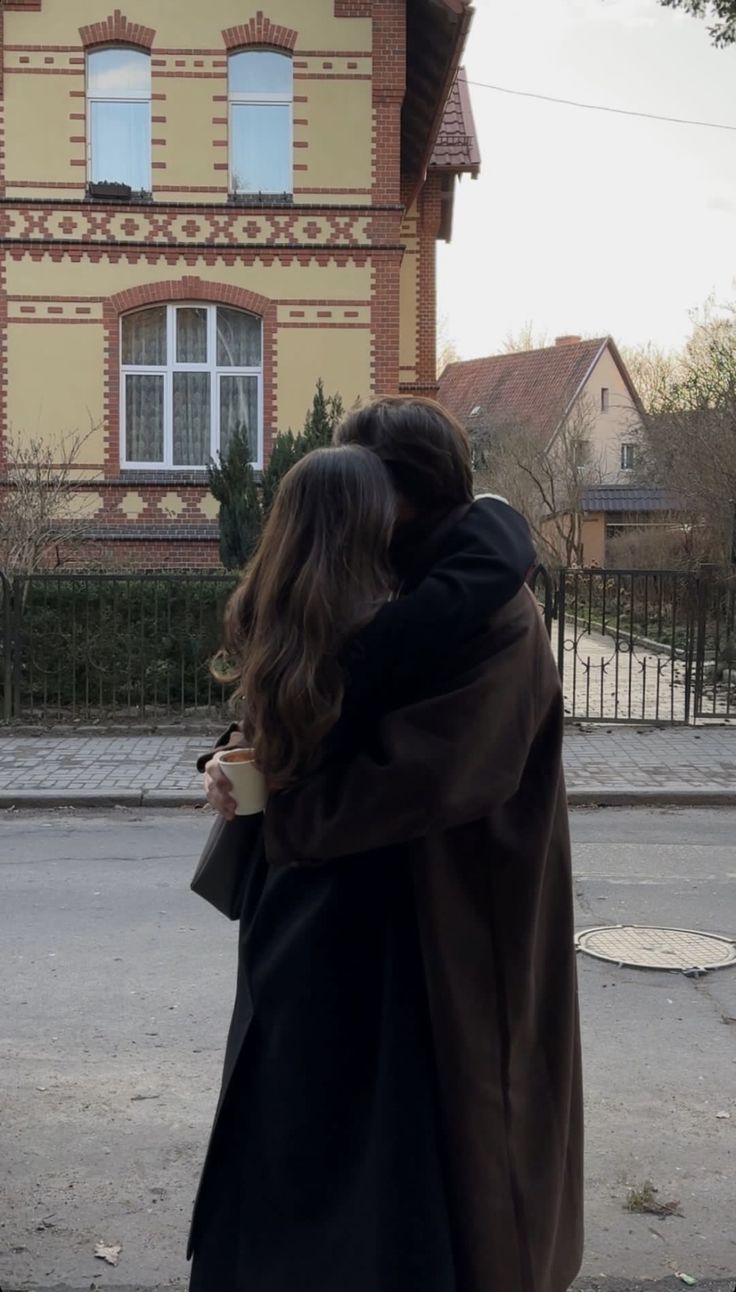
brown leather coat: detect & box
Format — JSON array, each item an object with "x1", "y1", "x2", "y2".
[{"x1": 265, "y1": 587, "x2": 584, "y2": 1292}]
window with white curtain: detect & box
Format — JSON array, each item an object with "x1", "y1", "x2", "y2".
[
  {"x1": 87, "y1": 48, "x2": 152, "y2": 191},
  {"x1": 121, "y1": 305, "x2": 263, "y2": 469},
  {"x1": 229, "y1": 51, "x2": 293, "y2": 195}
]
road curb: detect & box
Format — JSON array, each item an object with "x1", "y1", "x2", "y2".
[
  {"x1": 2, "y1": 788, "x2": 736, "y2": 810},
  {"x1": 568, "y1": 787, "x2": 736, "y2": 808}
]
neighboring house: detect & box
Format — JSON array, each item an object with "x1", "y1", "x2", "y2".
[
  {"x1": 438, "y1": 334, "x2": 686, "y2": 565},
  {"x1": 578, "y1": 485, "x2": 689, "y2": 567},
  {"x1": 439, "y1": 334, "x2": 644, "y2": 485},
  {"x1": 0, "y1": 0, "x2": 478, "y2": 569}
]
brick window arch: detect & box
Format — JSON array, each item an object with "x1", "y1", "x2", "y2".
[
  {"x1": 79, "y1": 11, "x2": 156, "y2": 51},
  {"x1": 222, "y1": 14, "x2": 298, "y2": 53},
  {"x1": 103, "y1": 279, "x2": 276, "y2": 476}
]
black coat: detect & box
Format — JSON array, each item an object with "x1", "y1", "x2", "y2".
[{"x1": 188, "y1": 501, "x2": 547, "y2": 1292}]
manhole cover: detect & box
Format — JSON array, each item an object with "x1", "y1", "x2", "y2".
[{"x1": 576, "y1": 925, "x2": 736, "y2": 973}]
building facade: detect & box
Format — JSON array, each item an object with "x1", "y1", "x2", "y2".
[{"x1": 0, "y1": 0, "x2": 477, "y2": 568}]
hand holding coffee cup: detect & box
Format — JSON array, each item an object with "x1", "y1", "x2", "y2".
[{"x1": 208, "y1": 748, "x2": 266, "y2": 818}]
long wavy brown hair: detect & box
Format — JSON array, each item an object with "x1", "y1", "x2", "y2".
[{"x1": 215, "y1": 445, "x2": 396, "y2": 791}]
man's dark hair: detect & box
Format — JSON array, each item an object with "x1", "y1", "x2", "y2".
[{"x1": 334, "y1": 396, "x2": 474, "y2": 512}]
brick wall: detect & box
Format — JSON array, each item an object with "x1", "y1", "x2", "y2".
[{"x1": 0, "y1": 0, "x2": 447, "y2": 567}]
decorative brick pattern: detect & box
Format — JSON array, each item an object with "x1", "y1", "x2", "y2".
[
  {"x1": 0, "y1": 202, "x2": 391, "y2": 249},
  {"x1": 79, "y1": 10, "x2": 156, "y2": 51},
  {"x1": 222, "y1": 13, "x2": 298, "y2": 53}
]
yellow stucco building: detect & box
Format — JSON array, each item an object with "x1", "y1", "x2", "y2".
[{"x1": 0, "y1": 0, "x2": 479, "y2": 567}]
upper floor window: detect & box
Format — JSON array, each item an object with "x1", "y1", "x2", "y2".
[
  {"x1": 621, "y1": 443, "x2": 635, "y2": 471},
  {"x1": 88, "y1": 48, "x2": 151, "y2": 192},
  {"x1": 121, "y1": 304, "x2": 263, "y2": 470},
  {"x1": 229, "y1": 51, "x2": 293, "y2": 196},
  {"x1": 600, "y1": 386, "x2": 610, "y2": 413}
]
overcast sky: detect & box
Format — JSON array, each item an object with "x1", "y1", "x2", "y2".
[{"x1": 437, "y1": 0, "x2": 736, "y2": 358}]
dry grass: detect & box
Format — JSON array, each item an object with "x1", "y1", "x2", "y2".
[{"x1": 624, "y1": 1179, "x2": 683, "y2": 1217}]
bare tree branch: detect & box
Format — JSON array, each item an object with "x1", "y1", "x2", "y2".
[{"x1": 0, "y1": 430, "x2": 98, "y2": 576}]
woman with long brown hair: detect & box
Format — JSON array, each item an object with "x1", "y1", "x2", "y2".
[
  {"x1": 188, "y1": 404, "x2": 553, "y2": 1292},
  {"x1": 189, "y1": 442, "x2": 458, "y2": 1292}
]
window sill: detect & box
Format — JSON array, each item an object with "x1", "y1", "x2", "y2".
[
  {"x1": 227, "y1": 191, "x2": 293, "y2": 207},
  {"x1": 87, "y1": 184, "x2": 154, "y2": 203}
]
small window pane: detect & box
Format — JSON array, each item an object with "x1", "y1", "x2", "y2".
[
  {"x1": 177, "y1": 308, "x2": 208, "y2": 364},
  {"x1": 229, "y1": 51, "x2": 292, "y2": 97},
  {"x1": 126, "y1": 374, "x2": 163, "y2": 462},
  {"x1": 220, "y1": 376, "x2": 259, "y2": 461},
  {"x1": 90, "y1": 100, "x2": 151, "y2": 189},
  {"x1": 173, "y1": 372, "x2": 211, "y2": 466},
  {"x1": 217, "y1": 308, "x2": 261, "y2": 367},
  {"x1": 231, "y1": 104, "x2": 291, "y2": 193},
  {"x1": 122, "y1": 307, "x2": 166, "y2": 366},
  {"x1": 88, "y1": 49, "x2": 151, "y2": 96}
]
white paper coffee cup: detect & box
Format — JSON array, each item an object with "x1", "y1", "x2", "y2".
[{"x1": 218, "y1": 748, "x2": 267, "y2": 816}]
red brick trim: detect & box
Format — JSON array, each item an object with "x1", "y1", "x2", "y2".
[
  {"x1": 370, "y1": 249, "x2": 402, "y2": 397},
  {"x1": 3, "y1": 2, "x2": 43, "y2": 10},
  {"x1": 0, "y1": 255, "x2": 8, "y2": 460},
  {"x1": 416, "y1": 175, "x2": 442, "y2": 392},
  {"x1": 108, "y1": 277, "x2": 271, "y2": 317},
  {"x1": 222, "y1": 13, "x2": 298, "y2": 53},
  {"x1": 103, "y1": 277, "x2": 277, "y2": 477},
  {"x1": 335, "y1": 1, "x2": 372, "y2": 15},
  {"x1": 79, "y1": 10, "x2": 156, "y2": 51},
  {"x1": 371, "y1": 0, "x2": 405, "y2": 205}
]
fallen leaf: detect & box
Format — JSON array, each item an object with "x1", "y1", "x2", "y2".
[{"x1": 94, "y1": 1242, "x2": 121, "y2": 1266}]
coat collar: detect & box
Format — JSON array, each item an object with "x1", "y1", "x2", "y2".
[{"x1": 391, "y1": 503, "x2": 473, "y2": 592}]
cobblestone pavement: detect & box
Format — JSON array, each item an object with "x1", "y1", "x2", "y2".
[{"x1": 0, "y1": 725, "x2": 734, "y2": 804}]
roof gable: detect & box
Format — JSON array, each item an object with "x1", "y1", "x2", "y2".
[
  {"x1": 430, "y1": 70, "x2": 480, "y2": 174},
  {"x1": 439, "y1": 338, "x2": 609, "y2": 443}
]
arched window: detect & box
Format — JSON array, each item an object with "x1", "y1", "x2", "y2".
[
  {"x1": 229, "y1": 51, "x2": 293, "y2": 196},
  {"x1": 87, "y1": 48, "x2": 151, "y2": 192},
  {"x1": 121, "y1": 304, "x2": 263, "y2": 469}
]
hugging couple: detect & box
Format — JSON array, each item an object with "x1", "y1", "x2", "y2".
[{"x1": 189, "y1": 396, "x2": 583, "y2": 1292}]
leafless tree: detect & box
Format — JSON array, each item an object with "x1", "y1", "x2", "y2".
[
  {"x1": 501, "y1": 321, "x2": 550, "y2": 354},
  {"x1": 437, "y1": 314, "x2": 461, "y2": 377},
  {"x1": 473, "y1": 397, "x2": 603, "y2": 568},
  {"x1": 632, "y1": 299, "x2": 736, "y2": 566},
  {"x1": 0, "y1": 431, "x2": 97, "y2": 577}
]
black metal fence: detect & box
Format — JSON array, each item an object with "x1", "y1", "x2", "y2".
[
  {"x1": 0, "y1": 572, "x2": 236, "y2": 723},
  {"x1": 1, "y1": 568, "x2": 734, "y2": 726}
]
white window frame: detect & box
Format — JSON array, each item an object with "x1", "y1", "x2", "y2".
[
  {"x1": 86, "y1": 47, "x2": 152, "y2": 190},
  {"x1": 120, "y1": 303, "x2": 264, "y2": 471},
  {"x1": 228, "y1": 50, "x2": 293, "y2": 195},
  {"x1": 620, "y1": 443, "x2": 635, "y2": 472}
]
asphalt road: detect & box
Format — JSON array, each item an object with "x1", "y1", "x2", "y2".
[{"x1": 1, "y1": 807, "x2": 735, "y2": 1292}]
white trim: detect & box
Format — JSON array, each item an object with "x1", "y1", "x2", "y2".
[
  {"x1": 120, "y1": 302, "x2": 264, "y2": 471},
  {"x1": 228, "y1": 50, "x2": 293, "y2": 194},
  {"x1": 86, "y1": 48, "x2": 152, "y2": 188}
]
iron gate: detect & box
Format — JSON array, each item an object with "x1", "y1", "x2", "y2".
[{"x1": 1, "y1": 568, "x2": 734, "y2": 726}]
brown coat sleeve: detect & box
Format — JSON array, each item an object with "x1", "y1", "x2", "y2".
[{"x1": 265, "y1": 591, "x2": 549, "y2": 865}]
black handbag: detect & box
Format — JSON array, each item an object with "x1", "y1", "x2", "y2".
[{"x1": 190, "y1": 811, "x2": 264, "y2": 921}]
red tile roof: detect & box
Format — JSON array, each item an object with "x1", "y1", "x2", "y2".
[
  {"x1": 431, "y1": 69, "x2": 480, "y2": 173},
  {"x1": 439, "y1": 338, "x2": 611, "y2": 443}
]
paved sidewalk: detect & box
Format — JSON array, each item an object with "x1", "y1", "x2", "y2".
[{"x1": 0, "y1": 724, "x2": 735, "y2": 807}]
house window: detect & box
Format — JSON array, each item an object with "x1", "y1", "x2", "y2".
[
  {"x1": 87, "y1": 49, "x2": 151, "y2": 191},
  {"x1": 121, "y1": 304, "x2": 263, "y2": 469},
  {"x1": 229, "y1": 51, "x2": 293, "y2": 195},
  {"x1": 601, "y1": 386, "x2": 610, "y2": 412},
  {"x1": 621, "y1": 443, "x2": 635, "y2": 471},
  {"x1": 574, "y1": 439, "x2": 592, "y2": 468}
]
